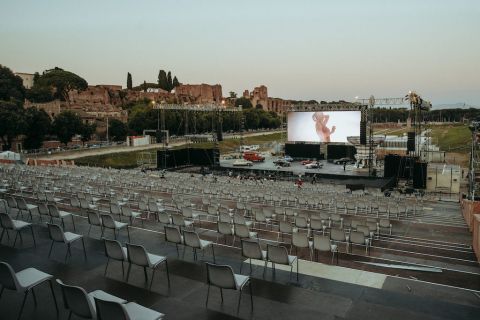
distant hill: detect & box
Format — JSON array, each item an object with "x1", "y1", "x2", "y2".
[{"x1": 432, "y1": 103, "x2": 479, "y2": 110}]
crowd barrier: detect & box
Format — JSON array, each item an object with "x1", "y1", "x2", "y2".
[{"x1": 461, "y1": 198, "x2": 480, "y2": 262}]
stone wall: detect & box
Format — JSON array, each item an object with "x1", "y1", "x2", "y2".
[{"x1": 174, "y1": 84, "x2": 223, "y2": 104}]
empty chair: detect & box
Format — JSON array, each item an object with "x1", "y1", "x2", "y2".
[
  {"x1": 104, "y1": 238, "x2": 128, "y2": 278},
  {"x1": 294, "y1": 216, "x2": 309, "y2": 234},
  {"x1": 0, "y1": 199, "x2": 8, "y2": 214},
  {"x1": 291, "y1": 232, "x2": 313, "y2": 261},
  {"x1": 254, "y1": 211, "x2": 272, "y2": 229},
  {"x1": 330, "y1": 228, "x2": 349, "y2": 253},
  {"x1": 126, "y1": 243, "x2": 170, "y2": 290},
  {"x1": 5, "y1": 196, "x2": 18, "y2": 215},
  {"x1": 216, "y1": 221, "x2": 234, "y2": 244},
  {"x1": 182, "y1": 206, "x2": 201, "y2": 226},
  {"x1": 240, "y1": 239, "x2": 266, "y2": 274},
  {"x1": 157, "y1": 212, "x2": 172, "y2": 225},
  {"x1": 366, "y1": 221, "x2": 379, "y2": 239},
  {"x1": 183, "y1": 229, "x2": 215, "y2": 262},
  {"x1": 56, "y1": 279, "x2": 127, "y2": 320},
  {"x1": 94, "y1": 297, "x2": 164, "y2": 320},
  {"x1": 164, "y1": 225, "x2": 184, "y2": 257},
  {"x1": 121, "y1": 206, "x2": 143, "y2": 226},
  {"x1": 45, "y1": 191, "x2": 61, "y2": 203},
  {"x1": 357, "y1": 225, "x2": 375, "y2": 240},
  {"x1": 345, "y1": 202, "x2": 357, "y2": 215},
  {"x1": 378, "y1": 219, "x2": 393, "y2": 235},
  {"x1": 277, "y1": 220, "x2": 293, "y2": 243},
  {"x1": 87, "y1": 211, "x2": 102, "y2": 237},
  {"x1": 37, "y1": 203, "x2": 51, "y2": 222},
  {"x1": 147, "y1": 202, "x2": 162, "y2": 221},
  {"x1": 16, "y1": 198, "x2": 38, "y2": 221},
  {"x1": 377, "y1": 203, "x2": 389, "y2": 218},
  {"x1": 335, "y1": 201, "x2": 345, "y2": 214},
  {"x1": 313, "y1": 234, "x2": 338, "y2": 264},
  {"x1": 330, "y1": 213, "x2": 343, "y2": 229},
  {"x1": 47, "y1": 223, "x2": 86, "y2": 263},
  {"x1": 0, "y1": 212, "x2": 36, "y2": 247},
  {"x1": 80, "y1": 198, "x2": 97, "y2": 212},
  {"x1": 171, "y1": 213, "x2": 194, "y2": 230},
  {"x1": 233, "y1": 213, "x2": 253, "y2": 227},
  {"x1": 205, "y1": 262, "x2": 253, "y2": 314},
  {"x1": 310, "y1": 217, "x2": 327, "y2": 235},
  {"x1": 233, "y1": 223, "x2": 257, "y2": 246},
  {"x1": 0, "y1": 261, "x2": 58, "y2": 319},
  {"x1": 349, "y1": 231, "x2": 370, "y2": 254},
  {"x1": 100, "y1": 213, "x2": 130, "y2": 241},
  {"x1": 47, "y1": 204, "x2": 76, "y2": 230},
  {"x1": 264, "y1": 244, "x2": 298, "y2": 281},
  {"x1": 110, "y1": 203, "x2": 122, "y2": 220},
  {"x1": 219, "y1": 212, "x2": 233, "y2": 223}
]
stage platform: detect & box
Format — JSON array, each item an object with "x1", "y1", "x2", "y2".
[{"x1": 218, "y1": 157, "x2": 394, "y2": 190}]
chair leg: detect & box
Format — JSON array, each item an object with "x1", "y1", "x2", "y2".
[
  {"x1": 249, "y1": 281, "x2": 254, "y2": 312},
  {"x1": 149, "y1": 267, "x2": 156, "y2": 290},
  {"x1": 30, "y1": 226, "x2": 36, "y2": 247},
  {"x1": 49, "y1": 280, "x2": 59, "y2": 314},
  {"x1": 220, "y1": 288, "x2": 224, "y2": 302},
  {"x1": 237, "y1": 288, "x2": 243, "y2": 314},
  {"x1": 165, "y1": 260, "x2": 171, "y2": 288},
  {"x1": 121, "y1": 261, "x2": 125, "y2": 278},
  {"x1": 31, "y1": 287, "x2": 37, "y2": 306},
  {"x1": 0, "y1": 229, "x2": 4, "y2": 243},
  {"x1": 240, "y1": 260, "x2": 243, "y2": 274},
  {"x1": 17, "y1": 291, "x2": 29, "y2": 320},
  {"x1": 211, "y1": 245, "x2": 216, "y2": 263},
  {"x1": 81, "y1": 238, "x2": 87, "y2": 260},
  {"x1": 71, "y1": 215, "x2": 76, "y2": 231},
  {"x1": 126, "y1": 226, "x2": 130, "y2": 242},
  {"x1": 296, "y1": 258, "x2": 299, "y2": 281},
  {"x1": 205, "y1": 284, "x2": 210, "y2": 306},
  {"x1": 65, "y1": 244, "x2": 71, "y2": 263},
  {"x1": 126, "y1": 263, "x2": 132, "y2": 282},
  {"x1": 0, "y1": 286, "x2": 4, "y2": 299},
  {"x1": 104, "y1": 258, "x2": 110, "y2": 276},
  {"x1": 68, "y1": 310, "x2": 73, "y2": 320},
  {"x1": 87, "y1": 225, "x2": 92, "y2": 236},
  {"x1": 61, "y1": 219, "x2": 65, "y2": 230},
  {"x1": 48, "y1": 241, "x2": 54, "y2": 258},
  {"x1": 143, "y1": 267, "x2": 148, "y2": 284},
  {"x1": 13, "y1": 231, "x2": 19, "y2": 247}
]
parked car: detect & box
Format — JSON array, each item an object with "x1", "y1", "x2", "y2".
[
  {"x1": 284, "y1": 155, "x2": 293, "y2": 162},
  {"x1": 305, "y1": 161, "x2": 322, "y2": 169},
  {"x1": 333, "y1": 157, "x2": 355, "y2": 165},
  {"x1": 233, "y1": 159, "x2": 253, "y2": 166},
  {"x1": 273, "y1": 159, "x2": 291, "y2": 167},
  {"x1": 301, "y1": 159, "x2": 314, "y2": 165},
  {"x1": 243, "y1": 151, "x2": 265, "y2": 162}
]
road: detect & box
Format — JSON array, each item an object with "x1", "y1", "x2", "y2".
[{"x1": 35, "y1": 131, "x2": 283, "y2": 160}]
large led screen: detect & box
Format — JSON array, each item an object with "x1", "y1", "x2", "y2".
[{"x1": 287, "y1": 111, "x2": 361, "y2": 143}]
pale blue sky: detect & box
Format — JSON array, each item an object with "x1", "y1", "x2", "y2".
[{"x1": 1, "y1": 0, "x2": 479, "y2": 105}]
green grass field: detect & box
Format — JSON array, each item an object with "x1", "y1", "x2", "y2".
[{"x1": 73, "y1": 132, "x2": 284, "y2": 169}]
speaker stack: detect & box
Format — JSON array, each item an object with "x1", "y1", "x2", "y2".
[
  {"x1": 407, "y1": 132, "x2": 415, "y2": 152},
  {"x1": 360, "y1": 121, "x2": 367, "y2": 145}
]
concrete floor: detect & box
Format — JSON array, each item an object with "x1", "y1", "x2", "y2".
[{"x1": 1, "y1": 218, "x2": 479, "y2": 320}]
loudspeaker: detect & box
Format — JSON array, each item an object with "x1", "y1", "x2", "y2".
[
  {"x1": 360, "y1": 121, "x2": 367, "y2": 145},
  {"x1": 384, "y1": 154, "x2": 401, "y2": 178},
  {"x1": 407, "y1": 132, "x2": 415, "y2": 152},
  {"x1": 413, "y1": 161, "x2": 427, "y2": 189}
]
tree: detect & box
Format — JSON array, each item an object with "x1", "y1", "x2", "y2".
[
  {"x1": 26, "y1": 85, "x2": 54, "y2": 103},
  {"x1": 80, "y1": 122, "x2": 96, "y2": 144},
  {"x1": 172, "y1": 76, "x2": 180, "y2": 88},
  {"x1": 0, "y1": 65, "x2": 25, "y2": 102},
  {"x1": 108, "y1": 119, "x2": 128, "y2": 141},
  {"x1": 33, "y1": 72, "x2": 40, "y2": 85},
  {"x1": 255, "y1": 103, "x2": 263, "y2": 109},
  {"x1": 23, "y1": 107, "x2": 51, "y2": 150},
  {"x1": 167, "y1": 71, "x2": 173, "y2": 91},
  {"x1": 35, "y1": 67, "x2": 88, "y2": 102},
  {"x1": 0, "y1": 101, "x2": 26, "y2": 150},
  {"x1": 229, "y1": 91, "x2": 237, "y2": 98},
  {"x1": 157, "y1": 70, "x2": 168, "y2": 91},
  {"x1": 143, "y1": 80, "x2": 147, "y2": 92},
  {"x1": 127, "y1": 72, "x2": 132, "y2": 90},
  {"x1": 234, "y1": 97, "x2": 253, "y2": 109},
  {"x1": 52, "y1": 111, "x2": 83, "y2": 145}
]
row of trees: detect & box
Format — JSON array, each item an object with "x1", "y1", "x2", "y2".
[
  {"x1": 126, "y1": 70, "x2": 181, "y2": 92},
  {"x1": 371, "y1": 107, "x2": 480, "y2": 123}
]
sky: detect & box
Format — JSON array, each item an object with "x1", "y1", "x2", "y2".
[{"x1": 1, "y1": 0, "x2": 479, "y2": 105}]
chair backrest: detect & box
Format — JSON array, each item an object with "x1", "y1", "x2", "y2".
[
  {"x1": 0, "y1": 261, "x2": 21, "y2": 291},
  {"x1": 171, "y1": 213, "x2": 185, "y2": 226},
  {"x1": 16, "y1": 198, "x2": 27, "y2": 210},
  {"x1": 0, "y1": 212, "x2": 14, "y2": 229},
  {"x1": 241, "y1": 240, "x2": 262, "y2": 260},
  {"x1": 182, "y1": 207, "x2": 192, "y2": 218},
  {"x1": 47, "y1": 223, "x2": 66, "y2": 242},
  {"x1": 217, "y1": 221, "x2": 233, "y2": 235},
  {"x1": 350, "y1": 231, "x2": 366, "y2": 245},
  {"x1": 88, "y1": 211, "x2": 101, "y2": 226},
  {"x1": 56, "y1": 279, "x2": 94, "y2": 319},
  {"x1": 279, "y1": 220, "x2": 293, "y2": 233},
  {"x1": 0, "y1": 199, "x2": 8, "y2": 214},
  {"x1": 310, "y1": 218, "x2": 323, "y2": 230},
  {"x1": 148, "y1": 202, "x2": 158, "y2": 212},
  {"x1": 366, "y1": 221, "x2": 377, "y2": 232},
  {"x1": 158, "y1": 212, "x2": 171, "y2": 224},
  {"x1": 205, "y1": 263, "x2": 236, "y2": 290},
  {"x1": 267, "y1": 244, "x2": 290, "y2": 265},
  {"x1": 313, "y1": 235, "x2": 331, "y2": 251},
  {"x1": 6, "y1": 196, "x2": 17, "y2": 208},
  {"x1": 164, "y1": 225, "x2": 182, "y2": 244},
  {"x1": 183, "y1": 230, "x2": 201, "y2": 248},
  {"x1": 38, "y1": 203, "x2": 49, "y2": 216},
  {"x1": 295, "y1": 216, "x2": 308, "y2": 228},
  {"x1": 126, "y1": 243, "x2": 149, "y2": 267},
  {"x1": 356, "y1": 225, "x2": 370, "y2": 237},
  {"x1": 47, "y1": 204, "x2": 59, "y2": 217},
  {"x1": 121, "y1": 206, "x2": 132, "y2": 217},
  {"x1": 233, "y1": 214, "x2": 246, "y2": 225},
  {"x1": 379, "y1": 219, "x2": 390, "y2": 228},
  {"x1": 234, "y1": 223, "x2": 250, "y2": 238},
  {"x1": 110, "y1": 204, "x2": 121, "y2": 215},
  {"x1": 330, "y1": 228, "x2": 346, "y2": 242},
  {"x1": 100, "y1": 214, "x2": 116, "y2": 228},
  {"x1": 104, "y1": 238, "x2": 126, "y2": 261},
  {"x1": 94, "y1": 297, "x2": 129, "y2": 320},
  {"x1": 292, "y1": 232, "x2": 309, "y2": 248}
]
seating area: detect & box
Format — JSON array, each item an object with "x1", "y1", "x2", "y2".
[{"x1": 0, "y1": 164, "x2": 479, "y2": 319}]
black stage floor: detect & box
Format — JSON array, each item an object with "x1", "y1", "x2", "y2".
[{"x1": 0, "y1": 221, "x2": 478, "y2": 320}]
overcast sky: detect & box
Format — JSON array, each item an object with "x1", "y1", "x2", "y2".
[{"x1": 1, "y1": 0, "x2": 479, "y2": 105}]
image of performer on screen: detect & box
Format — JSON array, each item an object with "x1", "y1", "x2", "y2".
[{"x1": 312, "y1": 112, "x2": 336, "y2": 142}]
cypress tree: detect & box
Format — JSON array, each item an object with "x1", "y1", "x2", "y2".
[
  {"x1": 157, "y1": 70, "x2": 168, "y2": 91},
  {"x1": 172, "y1": 76, "x2": 180, "y2": 88},
  {"x1": 167, "y1": 71, "x2": 173, "y2": 91},
  {"x1": 127, "y1": 72, "x2": 132, "y2": 90}
]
